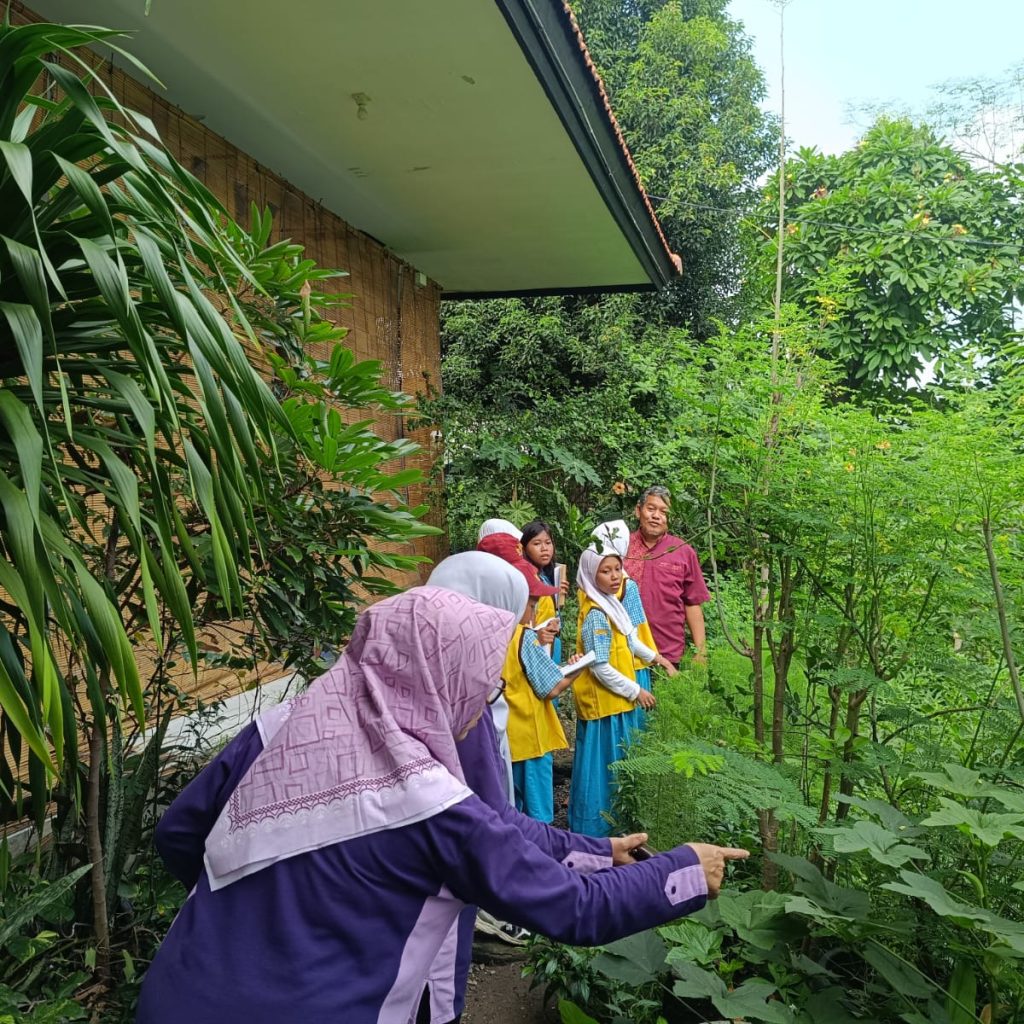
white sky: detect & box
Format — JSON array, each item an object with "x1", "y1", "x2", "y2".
[{"x1": 727, "y1": 0, "x2": 1024, "y2": 155}]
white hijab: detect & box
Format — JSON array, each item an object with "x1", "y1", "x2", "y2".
[
  {"x1": 477, "y1": 518, "x2": 522, "y2": 542},
  {"x1": 427, "y1": 551, "x2": 529, "y2": 618},
  {"x1": 596, "y1": 519, "x2": 631, "y2": 565},
  {"x1": 577, "y1": 540, "x2": 634, "y2": 637},
  {"x1": 428, "y1": 551, "x2": 526, "y2": 805}
]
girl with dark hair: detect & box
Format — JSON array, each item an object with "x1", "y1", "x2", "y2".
[
  {"x1": 478, "y1": 532, "x2": 570, "y2": 823},
  {"x1": 520, "y1": 519, "x2": 567, "y2": 662}
]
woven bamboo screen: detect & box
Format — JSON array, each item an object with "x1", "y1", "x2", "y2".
[{"x1": 8, "y1": 3, "x2": 447, "y2": 713}]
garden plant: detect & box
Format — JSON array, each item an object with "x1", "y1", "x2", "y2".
[{"x1": 0, "y1": 18, "x2": 435, "y2": 1020}]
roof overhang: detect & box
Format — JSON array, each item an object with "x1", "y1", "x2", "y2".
[{"x1": 26, "y1": 0, "x2": 679, "y2": 296}]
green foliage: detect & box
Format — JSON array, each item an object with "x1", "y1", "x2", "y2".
[
  {"x1": 553, "y1": 766, "x2": 1024, "y2": 1023},
  {"x1": 612, "y1": 669, "x2": 814, "y2": 850},
  {"x1": 525, "y1": 936, "x2": 663, "y2": 1024},
  {"x1": 0, "y1": 19, "x2": 288, "y2": 776},
  {"x1": 427, "y1": 0, "x2": 780, "y2": 545},
  {"x1": 435, "y1": 12, "x2": 1024, "y2": 1024},
  {"x1": 575, "y1": 0, "x2": 778, "y2": 336},
  {"x1": 0, "y1": 17, "x2": 437, "y2": 797},
  {"x1": 0, "y1": 18, "x2": 438, "y2": 1014},
  {"x1": 424, "y1": 296, "x2": 694, "y2": 550},
  {"x1": 0, "y1": 864, "x2": 91, "y2": 951},
  {"x1": 224, "y1": 233, "x2": 439, "y2": 676},
  {"x1": 750, "y1": 117, "x2": 1024, "y2": 388}
]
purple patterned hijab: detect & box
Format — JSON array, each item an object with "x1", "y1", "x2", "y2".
[{"x1": 204, "y1": 587, "x2": 517, "y2": 890}]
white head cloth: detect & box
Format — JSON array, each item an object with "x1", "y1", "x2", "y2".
[
  {"x1": 428, "y1": 550, "x2": 525, "y2": 804},
  {"x1": 595, "y1": 519, "x2": 631, "y2": 566},
  {"x1": 477, "y1": 518, "x2": 522, "y2": 542},
  {"x1": 427, "y1": 550, "x2": 529, "y2": 618},
  {"x1": 577, "y1": 536, "x2": 634, "y2": 637}
]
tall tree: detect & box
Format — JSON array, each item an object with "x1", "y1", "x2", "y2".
[
  {"x1": 576, "y1": 0, "x2": 777, "y2": 336},
  {"x1": 749, "y1": 117, "x2": 1024, "y2": 389},
  {"x1": 430, "y1": 1, "x2": 778, "y2": 544}
]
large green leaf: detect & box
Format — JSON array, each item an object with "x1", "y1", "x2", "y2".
[
  {"x1": 0, "y1": 139, "x2": 33, "y2": 205},
  {"x1": 883, "y1": 872, "x2": 990, "y2": 927},
  {"x1": 557, "y1": 1002, "x2": 599, "y2": 1024},
  {"x1": 863, "y1": 943, "x2": 935, "y2": 1000},
  {"x1": 946, "y1": 961, "x2": 977, "y2": 1024},
  {"x1": 659, "y1": 919, "x2": 722, "y2": 965},
  {"x1": 592, "y1": 930, "x2": 667, "y2": 986},
  {"x1": 771, "y1": 852, "x2": 871, "y2": 920},
  {"x1": 821, "y1": 820, "x2": 930, "y2": 867},
  {"x1": 0, "y1": 390, "x2": 43, "y2": 522},
  {"x1": 0, "y1": 300, "x2": 44, "y2": 415},
  {"x1": 672, "y1": 963, "x2": 793, "y2": 1023},
  {"x1": 54, "y1": 154, "x2": 115, "y2": 238},
  {"x1": 915, "y1": 765, "x2": 1006, "y2": 802},
  {"x1": 920, "y1": 798, "x2": 1024, "y2": 847},
  {"x1": 3, "y1": 235, "x2": 54, "y2": 350},
  {"x1": 0, "y1": 646, "x2": 51, "y2": 771},
  {"x1": 0, "y1": 864, "x2": 91, "y2": 948},
  {"x1": 716, "y1": 888, "x2": 790, "y2": 950},
  {"x1": 71, "y1": 560, "x2": 144, "y2": 726}
]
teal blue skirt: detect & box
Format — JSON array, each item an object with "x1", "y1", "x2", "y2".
[
  {"x1": 512, "y1": 753, "x2": 554, "y2": 823},
  {"x1": 567, "y1": 708, "x2": 646, "y2": 837}
]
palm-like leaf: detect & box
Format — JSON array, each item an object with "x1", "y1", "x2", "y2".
[{"x1": 0, "y1": 21, "x2": 286, "y2": 789}]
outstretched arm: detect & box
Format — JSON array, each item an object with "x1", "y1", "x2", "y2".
[{"x1": 427, "y1": 799, "x2": 734, "y2": 947}]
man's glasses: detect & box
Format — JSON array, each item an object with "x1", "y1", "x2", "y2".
[{"x1": 486, "y1": 678, "x2": 508, "y2": 705}]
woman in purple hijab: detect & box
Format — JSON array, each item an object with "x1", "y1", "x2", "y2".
[{"x1": 138, "y1": 586, "x2": 745, "y2": 1024}]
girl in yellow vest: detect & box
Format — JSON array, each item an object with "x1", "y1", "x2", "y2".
[
  {"x1": 521, "y1": 519, "x2": 569, "y2": 663},
  {"x1": 568, "y1": 539, "x2": 676, "y2": 836},
  {"x1": 595, "y1": 519, "x2": 669, "y2": 693},
  {"x1": 478, "y1": 531, "x2": 571, "y2": 823}
]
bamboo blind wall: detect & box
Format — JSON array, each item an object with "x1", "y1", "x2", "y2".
[{"x1": 10, "y1": 3, "x2": 447, "y2": 713}]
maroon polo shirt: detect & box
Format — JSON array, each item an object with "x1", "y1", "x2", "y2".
[{"x1": 624, "y1": 531, "x2": 710, "y2": 664}]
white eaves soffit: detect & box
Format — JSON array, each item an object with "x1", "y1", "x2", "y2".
[{"x1": 27, "y1": 0, "x2": 676, "y2": 296}]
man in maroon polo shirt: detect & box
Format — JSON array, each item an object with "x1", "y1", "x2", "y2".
[{"x1": 624, "y1": 485, "x2": 710, "y2": 667}]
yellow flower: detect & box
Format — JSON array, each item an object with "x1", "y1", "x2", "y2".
[
  {"x1": 844, "y1": 462, "x2": 855, "y2": 473},
  {"x1": 875, "y1": 440, "x2": 891, "y2": 450},
  {"x1": 612, "y1": 481, "x2": 626, "y2": 495}
]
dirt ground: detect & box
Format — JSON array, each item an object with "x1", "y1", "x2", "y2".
[
  {"x1": 463, "y1": 741, "x2": 575, "y2": 1023},
  {"x1": 461, "y1": 961, "x2": 558, "y2": 1024}
]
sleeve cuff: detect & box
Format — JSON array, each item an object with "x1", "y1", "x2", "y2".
[
  {"x1": 663, "y1": 862, "x2": 708, "y2": 905},
  {"x1": 561, "y1": 849, "x2": 614, "y2": 875}
]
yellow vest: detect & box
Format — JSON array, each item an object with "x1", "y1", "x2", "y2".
[
  {"x1": 572, "y1": 593, "x2": 637, "y2": 721},
  {"x1": 535, "y1": 594, "x2": 557, "y2": 628},
  {"x1": 503, "y1": 625, "x2": 568, "y2": 761},
  {"x1": 619, "y1": 578, "x2": 658, "y2": 672}
]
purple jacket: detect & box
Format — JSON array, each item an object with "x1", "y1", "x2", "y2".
[{"x1": 139, "y1": 720, "x2": 706, "y2": 1024}]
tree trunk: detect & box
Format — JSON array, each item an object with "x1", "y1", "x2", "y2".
[
  {"x1": 835, "y1": 689, "x2": 868, "y2": 822},
  {"x1": 769, "y1": 562, "x2": 797, "y2": 765},
  {"x1": 982, "y1": 517, "x2": 1024, "y2": 722},
  {"x1": 818, "y1": 684, "x2": 841, "y2": 824},
  {"x1": 87, "y1": 724, "x2": 110, "y2": 981},
  {"x1": 758, "y1": 808, "x2": 780, "y2": 890},
  {"x1": 752, "y1": 622, "x2": 766, "y2": 746}
]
